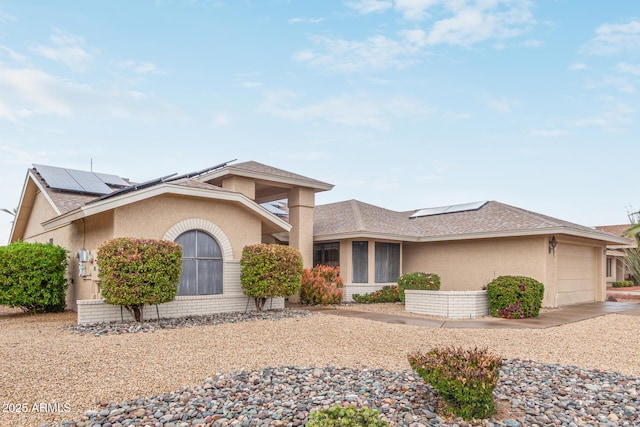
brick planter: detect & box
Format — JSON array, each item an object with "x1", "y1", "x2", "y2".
[{"x1": 405, "y1": 289, "x2": 489, "y2": 319}]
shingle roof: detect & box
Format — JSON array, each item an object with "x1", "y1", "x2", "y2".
[
  {"x1": 314, "y1": 199, "x2": 629, "y2": 244},
  {"x1": 594, "y1": 224, "x2": 631, "y2": 237}
]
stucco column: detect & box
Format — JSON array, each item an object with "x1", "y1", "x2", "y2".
[
  {"x1": 288, "y1": 187, "x2": 315, "y2": 268},
  {"x1": 221, "y1": 176, "x2": 256, "y2": 200}
]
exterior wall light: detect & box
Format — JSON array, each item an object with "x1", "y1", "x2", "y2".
[{"x1": 549, "y1": 236, "x2": 557, "y2": 254}]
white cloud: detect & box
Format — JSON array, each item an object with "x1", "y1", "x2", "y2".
[
  {"x1": 0, "y1": 46, "x2": 27, "y2": 62},
  {"x1": 119, "y1": 60, "x2": 165, "y2": 75},
  {"x1": 529, "y1": 129, "x2": 571, "y2": 138},
  {"x1": 522, "y1": 38, "x2": 542, "y2": 48},
  {"x1": 259, "y1": 90, "x2": 433, "y2": 130},
  {"x1": 394, "y1": 0, "x2": 439, "y2": 21},
  {"x1": 423, "y1": 1, "x2": 535, "y2": 46},
  {"x1": 346, "y1": 0, "x2": 393, "y2": 14},
  {"x1": 288, "y1": 17, "x2": 324, "y2": 24},
  {"x1": 293, "y1": 34, "x2": 420, "y2": 72},
  {"x1": 485, "y1": 96, "x2": 518, "y2": 113},
  {"x1": 0, "y1": 64, "x2": 181, "y2": 123},
  {"x1": 584, "y1": 75, "x2": 635, "y2": 94},
  {"x1": 30, "y1": 29, "x2": 97, "y2": 72},
  {"x1": 212, "y1": 113, "x2": 231, "y2": 127},
  {"x1": 617, "y1": 62, "x2": 640, "y2": 77},
  {"x1": 581, "y1": 20, "x2": 640, "y2": 55},
  {"x1": 569, "y1": 62, "x2": 587, "y2": 71},
  {"x1": 573, "y1": 100, "x2": 635, "y2": 133},
  {"x1": 241, "y1": 81, "x2": 262, "y2": 88},
  {"x1": 0, "y1": 12, "x2": 16, "y2": 23}
]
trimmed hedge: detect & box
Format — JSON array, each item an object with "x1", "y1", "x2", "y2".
[
  {"x1": 397, "y1": 272, "x2": 441, "y2": 302},
  {"x1": 97, "y1": 237, "x2": 182, "y2": 322},
  {"x1": 612, "y1": 280, "x2": 634, "y2": 288},
  {"x1": 240, "y1": 244, "x2": 303, "y2": 311},
  {"x1": 486, "y1": 275, "x2": 544, "y2": 319},
  {"x1": 0, "y1": 242, "x2": 68, "y2": 313},
  {"x1": 300, "y1": 265, "x2": 344, "y2": 305},
  {"x1": 408, "y1": 346, "x2": 502, "y2": 420},
  {"x1": 307, "y1": 405, "x2": 389, "y2": 427},
  {"x1": 352, "y1": 285, "x2": 400, "y2": 303}
]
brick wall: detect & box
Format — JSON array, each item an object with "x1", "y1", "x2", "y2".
[
  {"x1": 405, "y1": 290, "x2": 489, "y2": 319},
  {"x1": 77, "y1": 294, "x2": 285, "y2": 324}
]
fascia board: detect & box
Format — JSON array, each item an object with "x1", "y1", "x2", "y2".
[
  {"x1": 198, "y1": 167, "x2": 334, "y2": 192},
  {"x1": 314, "y1": 227, "x2": 633, "y2": 246},
  {"x1": 10, "y1": 171, "x2": 62, "y2": 243},
  {"x1": 42, "y1": 184, "x2": 291, "y2": 232}
]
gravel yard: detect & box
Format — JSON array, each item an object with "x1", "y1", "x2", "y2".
[{"x1": 1, "y1": 304, "x2": 640, "y2": 426}]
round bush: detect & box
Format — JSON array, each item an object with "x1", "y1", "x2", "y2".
[
  {"x1": 300, "y1": 265, "x2": 343, "y2": 305},
  {"x1": 397, "y1": 272, "x2": 441, "y2": 302},
  {"x1": 486, "y1": 275, "x2": 544, "y2": 318},
  {"x1": 0, "y1": 242, "x2": 68, "y2": 313},
  {"x1": 97, "y1": 237, "x2": 182, "y2": 322},
  {"x1": 240, "y1": 244, "x2": 303, "y2": 311}
]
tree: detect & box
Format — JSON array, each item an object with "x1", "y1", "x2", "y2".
[
  {"x1": 1, "y1": 208, "x2": 17, "y2": 224},
  {"x1": 240, "y1": 244, "x2": 303, "y2": 311},
  {"x1": 97, "y1": 238, "x2": 182, "y2": 322},
  {"x1": 623, "y1": 209, "x2": 640, "y2": 284}
]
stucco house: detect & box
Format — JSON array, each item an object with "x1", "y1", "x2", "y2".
[
  {"x1": 594, "y1": 224, "x2": 636, "y2": 286},
  {"x1": 9, "y1": 160, "x2": 631, "y2": 322}
]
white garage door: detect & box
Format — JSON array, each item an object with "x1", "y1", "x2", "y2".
[{"x1": 556, "y1": 244, "x2": 596, "y2": 305}]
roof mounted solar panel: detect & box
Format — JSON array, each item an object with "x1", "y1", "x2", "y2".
[
  {"x1": 34, "y1": 164, "x2": 85, "y2": 193},
  {"x1": 66, "y1": 169, "x2": 112, "y2": 195},
  {"x1": 94, "y1": 172, "x2": 129, "y2": 187},
  {"x1": 410, "y1": 201, "x2": 488, "y2": 219}
]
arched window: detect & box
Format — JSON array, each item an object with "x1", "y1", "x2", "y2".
[{"x1": 175, "y1": 230, "x2": 223, "y2": 295}]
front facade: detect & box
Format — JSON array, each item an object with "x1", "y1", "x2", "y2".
[
  {"x1": 9, "y1": 161, "x2": 632, "y2": 323},
  {"x1": 594, "y1": 224, "x2": 635, "y2": 286}
]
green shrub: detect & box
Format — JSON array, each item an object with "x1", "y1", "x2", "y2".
[
  {"x1": 240, "y1": 244, "x2": 303, "y2": 311},
  {"x1": 486, "y1": 275, "x2": 544, "y2": 319},
  {"x1": 408, "y1": 346, "x2": 502, "y2": 420},
  {"x1": 307, "y1": 405, "x2": 389, "y2": 427},
  {"x1": 397, "y1": 272, "x2": 441, "y2": 302},
  {"x1": 612, "y1": 280, "x2": 634, "y2": 288},
  {"x1": 352, "y1": 285, "x2": 400, "y2": 303},
  {"x1": 300, "y1": 265, "x2": 344, "y2": 305},
  {"x1": 97, "y1": 237, "x2": 182, "y2": 322},
  {"x1": 0, "y1": 242, "x2": 68, "y2": 313}
]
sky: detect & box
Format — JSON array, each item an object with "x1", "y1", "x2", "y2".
[{"x1": 0, "y1": 0, "x2": 639, "y2": 244}]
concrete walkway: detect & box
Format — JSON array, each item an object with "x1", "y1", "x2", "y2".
[{"x1": 295, "y1": 301, "x2": 640, "y2": 329}]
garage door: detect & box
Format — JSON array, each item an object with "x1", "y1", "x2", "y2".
[{"x1": 556, "y1": 244, "x2": 596, "y2": 305}]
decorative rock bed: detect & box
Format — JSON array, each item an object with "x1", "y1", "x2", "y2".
[{"x1": 405, "y1": 289, "x2": 489, "y2": 319}]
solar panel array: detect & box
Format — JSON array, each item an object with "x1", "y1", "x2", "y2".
[
  {"x1": 33, "y1": 164, "x2": 128, "y2": 195},
  {"x1": 410, "y1": 201, "x2": 488, "y2": 219}
]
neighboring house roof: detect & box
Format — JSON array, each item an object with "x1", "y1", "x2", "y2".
[
  {"x1": 594, "y1": 224, "x2": 631, "y2": 237},
  {"x1": 314, "y1": 199, "x2": 632, "y2": 245}
]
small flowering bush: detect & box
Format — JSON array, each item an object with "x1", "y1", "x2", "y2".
[
  {"x1": 97, "y1": 237, "x2": 182, "y2": 322},
  {"x1": 408, "y1": 346, "x2": 502, "y2": 420},
  {"x1": 397, "y1": 272, "x2": 441, "y2": 302},
  {"x1": 486, "y1": 275, "x2": 544, "y2": 319},
  {"x1": 307, "y1": 404, "x2": 388, "y2": 427},
  {"x1": 300, "y1": 265, "x2": 344, "y2": 305},
  {"x1": 241, "y1": 244, "x2": 303, "y2": 311},
  {"x1": 352, "y1": 285, "x2": 400, "y2": 303}
]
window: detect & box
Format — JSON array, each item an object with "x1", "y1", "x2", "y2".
[
  {"x1": 375, "y1": 242, "x2": 400, "y2": 283},
  {"x1": 606, "y1": 257, "x2": 612, "y2": 277},
  {"x1": 175, "y1": 230, "x2": 223, "y2": 295},
  {"x1": 313, "y1": 242, "x2": 340, "y2": 267},
  {"x1": 352, "y1": 241, "x2": 368, "y2": 283}
]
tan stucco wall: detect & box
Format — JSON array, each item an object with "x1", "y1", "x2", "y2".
[
  {"x1": 221, "y1": 176, "x2": 256, "y2": 200},
  {"x1": 553, "y1": 235, "x2": 606, "y2": 306},
  {"x1": 288, "y1": 188, "x2": 315, "y2": 268},
  {"x1": 112, "y1": 194, "x2": 262, "y2": 259},
  {"x1": 403, "y1": 236, "x2": 550, "y2": 300},
  {"x1": 22, "y1": 191, "x2": 58, "y2": 239}
]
